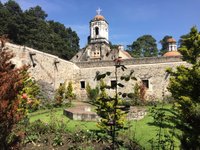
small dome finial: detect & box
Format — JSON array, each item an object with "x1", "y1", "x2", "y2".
[{"x1": 96, "y1": 8, "x2": 102, "y2": 15}]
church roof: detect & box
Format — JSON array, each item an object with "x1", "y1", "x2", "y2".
[
  {"x1": 119, "y1": 50, "x2": 132, "y2": 58},
  {"x1": 167, "y1": 38, "x2": 176, "y2": 43},
  {"x1": 92, "y1": 8, "x2": 106, "y2": 21},
  {"x1": 163, "y1": 51, "x2": 181, "y2": 57},
  {"x1": 94, "y1": 15, "x2": 105, "y2": 21}
]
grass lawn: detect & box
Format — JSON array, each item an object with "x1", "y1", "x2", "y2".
[
  {"x1": 29, "y1": 107, "x2": 97, "y2": 131},
  {"x1": 29, "y1": 105, "x2": 180, "y2": 149}
]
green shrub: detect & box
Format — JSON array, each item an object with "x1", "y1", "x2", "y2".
[
  {"x1": 86, "y1": 83, "x2": 99, "y2": 102},
  {"x1": 24, "y1": 119, "x2": 50, "y2": 143},
  {"x1": 52, "y1": 132, "x2": 63, "y2": 146},
  {"x1": 54, "y1": 83, "x2": 66, "y2": 106},
  {"x1": 19, "y1": 78, "x2": 43, "y2": 112},
  {"x1": 167, "y1": 27, "x2": 200, "y2": 149},
  {"x1": 65, "y1": 81, "x2": 76, "y2": 102},
  {"x1": 54, "y1": 81, "x2": 76, "y2": 106}
]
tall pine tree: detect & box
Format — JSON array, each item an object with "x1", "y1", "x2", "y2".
[
  {"x1": 167, "y1": 26, "x2": 200, "y2": 149},
  {"x1": 129, "y1": 35, "x2": 158, "y2": 57},
  {"x1": 0, "y1": 1, "x2": 79, "y2": 60}
]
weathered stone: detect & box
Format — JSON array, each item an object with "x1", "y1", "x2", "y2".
[
  {"x1": 6, "y1": 42, "x2": 188, "y2": 101},
  {"x1": 63, "y1": 105, "x2": 147, "y2": 121}
]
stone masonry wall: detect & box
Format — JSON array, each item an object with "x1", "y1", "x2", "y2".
[
  {"x1": 75, "y1": 56, "x2": 183, "y2": 68},
  {"x1": 5, "y1": 42, "x2": 188, "y2": 101},
  {"x1": 75, "y1": 61, "x2": 187, "y2": 100},
  {"x1": 6, "y1": 43, "x2": 79, "y2": 100}
]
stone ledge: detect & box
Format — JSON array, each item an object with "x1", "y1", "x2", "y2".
[
  {"x1": 75, "y1": 56, "x2": 183, "y2": 68},
  {"x1": 63, "y1": 106, "x2": 147, "y2": 121},
  {"x1": 63, "y1": 106, "x2": 98, "y2": 121}
]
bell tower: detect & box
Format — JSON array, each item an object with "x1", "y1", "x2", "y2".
[
  {"x1": 167, "y1": 38, "x2": 177, "y2": 51},
  {"x1": 89, "y1": 8, "x2": 109, "y2": 44},
  {"x1": 70, "y1": 8, "x2": 132, "y2": 62}
]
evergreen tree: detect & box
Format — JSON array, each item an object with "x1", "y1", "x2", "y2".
[
  {"x1": 159, "y1": 35, "x2": 172, "y2": 56},
  {"x1": 0, "y1": 1, "x2": 79, "y2": 60},
  {"x1": 94, "y1": 58, "x2": 136, "y2": 149},
  {"x1": 54, "y1": 83, "x2": 66, "y2": 106},
  {"x1": 167, "y1": 26, "x2": 200, "y2": 149},
  {"x1": 86, "y1": 83, "x2": 99, "y2": 102},
  {"x1": 0, "y1": 0, "x2": 23, "y2": 42},
  {"x1": 129, "y1": 35, "x2": 158, "y2": 57},
  {"x1": 66, "y1": 81, "x2": 75, "y2": 101}
]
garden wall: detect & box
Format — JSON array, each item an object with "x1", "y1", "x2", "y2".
[{"x1": 6, "y1": 42, "x2": 188, "y2": 101}]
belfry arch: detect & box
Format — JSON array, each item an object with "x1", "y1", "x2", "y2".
[
  {"x1": 90, "y1": 8, "x2": 109, "y2": 44},
  {"x1": 95, "y1": 27, "x2": 99, "y2": 36}
]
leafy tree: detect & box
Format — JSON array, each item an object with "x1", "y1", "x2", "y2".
[
  {"x1": 131, "y1": 82, "x2": 147, "y2": 105},
  {"x1": 0, "y1": 0, "x2": 23, "y2": 43},
  {"x1": 159, "y1": 35, "x2": 172, "y2": 56},
  {"x1": 48, "y1": 21, "x2": 79, "y2": 59},
  {"x1": 65, "y1": 81, "x2": 76, "y2": 102},
  {"x1": 25, "y1": 5, "x2": 47, "y2": 20},
  {"x1": 0, "y1": 1, "x2": 80, "y2": 60},
  {"x1": 149, "y1": 104, "x2": 176, "y2": 150},
  {"x1": 86, "y1": 83, "x2": 99, "y2": 102},
  {"x1": 54, "y1": 83, "x2": 66, "y2": 106},
  {"x1": 129, "y1": 35, "x2": 158, "y2": 57},
  {"x1": 19, "y1": 77, "x2": 42, "y2": 112},
  {"x1": 86, "y1": 82, "x2": 92, "y2": 97},
  {"x1": 0, "y1": 37, "x2": 29, "y2": 149},
  {"x1": 94, "y1": 58, "x2": 137, "y2": 149},
  {"x1": 167, "y1": 26, "x2": 200, "y2": 149}
]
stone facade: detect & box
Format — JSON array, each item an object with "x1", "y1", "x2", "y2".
[
  {"x1": 71, "y1": 10, "x2": 132, "y2": 62},
  {"x1": 7, "y1": 42, "x2": 79, "y2": 99},
  {"x1": 2, "y1": 11, "x2": 188, "y2": 101},
  {"x1": 5, "y1": 42, "x2": 187, "y2": 101},
  {"x1": 90, "y1": 8, "x2": 109, "y2": 44},
  {"x1": 71, "y1": 43, "x2": 132, "y2": 62}
]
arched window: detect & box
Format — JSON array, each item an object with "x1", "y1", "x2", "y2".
[{"x1": 95, "y1": 27, "x2": 99, "y2": 36}]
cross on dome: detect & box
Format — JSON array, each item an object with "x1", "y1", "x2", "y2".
[{"x1": 96, "y1": 8, "x2": 102, "y2": 15}]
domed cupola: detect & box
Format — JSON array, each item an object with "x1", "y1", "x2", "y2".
[
  {"x1": 89, "y1": 8, "x2": 109, "y2": 44},
  {"x1": 163, "y1": 38, "x2": 181, "y2": 57},
  {"x1": 94, "y1": 14, "x2": 105, "y2": 21}
]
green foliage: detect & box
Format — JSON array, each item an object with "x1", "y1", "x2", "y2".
[
  {"x1": 65, "y1": 81, "x2": 76, "y2": 101},
  {"x1": 94, "y1": 60, "x2": 137, "y2": 148},
  {"x1": 96, "y1": 80, "x2": 126, "y2": 134},
  {"x1": 54, "y1": 83, "x2": 66, "y2": 106},
  {"x1": 19, "y1": 77, "x2": 42, "y2": 112},
  {"x1": 0, "y1": 1, "x2": 79, "y2": 60},
  {"x1": 86, "y1": 83, "x2": 99, "y2": 102},
  {"x1": 128, "y1": 35, "x2": 158, "y2": 57},
  {"x1": 130, "y1": 83, "x2": 145, "y2": 105},
  {"x1": 179, "y1": 26, "x2": 200, "y2": 65},
  {"x1": 86, "y1": 82, "x2": 91, "y2": 97},
  {"x1": 149, "y1": 105, "x2": 176, "y2": 150},
  {"x1": 167, "y1": 26, "x2": 200, "y2": 149},
  {"x1": 159, "y1": 35, "x2": 173, "y2": 56},
  {"x1": 52, "y1": 132, "x2": 63, "y2": 146},
  {"x1": 24, "y1": 119, "x2": 50, "y2": 144},
  {"x1": 54, "y1": 81, "x2": 75, "y2": 106},
  {"x1": 0, "y1": 38, "x2": 29, "y2": 149},
  {"x1": 28, "y1": 104, "x2": 178, "y2": 149}
]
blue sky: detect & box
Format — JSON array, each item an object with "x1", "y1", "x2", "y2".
[{"x1": 2, "y1": 0, "x2": 200, "y2": 49}]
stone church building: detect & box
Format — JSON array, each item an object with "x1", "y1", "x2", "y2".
[{"x1": 4, "y1": 10, "x2": 185, "y2": 101}]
